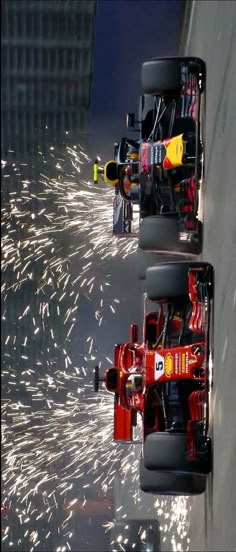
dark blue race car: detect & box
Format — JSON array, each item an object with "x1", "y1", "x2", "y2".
[{"x1": 93, "y1": 56, "x2": 206, "y2": 255}]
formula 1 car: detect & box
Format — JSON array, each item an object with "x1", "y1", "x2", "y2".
[
  {"x1": 94, "y1": 261, "x2": 214, "y2": 495},
  {"x1": 93, "y1": 56, "x2": 206, "y2": 254}
]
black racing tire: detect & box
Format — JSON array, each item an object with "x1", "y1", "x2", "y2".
[
  {"x1": 140, "y1": 458, "x2": 207, "y2": 495},
  {"x1": 138, "y1": 215, "x2": 202, "y2": 255},
  {"x1": 141, "y1": 56, "x2": 206, "y2": 96},
  {"x1": 145, "y1": 261, "x2": 211, "y2": 301},
  {"x1": 144, "y1": 432, "x2": 212, "y2": 475}
]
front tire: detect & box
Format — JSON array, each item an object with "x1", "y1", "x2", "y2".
[
  {"x1": 145, "y1": 261, "x2": 211, "y2": 301},
  {"x1": 140, "y1": 458, "x2": 207, "y2": 495},
  {"x1": 138, "y1": 215, "x2": 202, "y2": 256},
  {"x1": 143, "y1": 432, "x2": 212, "y2": 475},
  {"x1": 141, "y1": 57, "x2": 206, "y2": 95}
]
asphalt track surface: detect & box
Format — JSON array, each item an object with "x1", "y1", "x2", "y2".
[{"x1": 183, "y1": 2, "x2": 236, "y2": 551}]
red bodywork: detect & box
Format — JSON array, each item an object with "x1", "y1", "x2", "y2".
[{"x1": 103, "y1": 267, "x2": 211, "y2": 460}]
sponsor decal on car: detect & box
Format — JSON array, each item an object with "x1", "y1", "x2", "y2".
[
  {"x1": 174, "y1": 351, "x2": 189, "y2": 374},
  {"x1": 155, "y1": 350, "x2": 192, "y2": 379},
  {"x1": 140, "y1": 143, "x2": 150, "y2": 173},
  {"x1": 154, "y1": 352, "x2": 164, "y2": 379},
  {"x1": 164, "y1": 352, "x2": 174, "y2": 377},
  {"x1": 151, "y1": 143, "x2": 166, "y2": 166},
  {"x1": 113, "y1": 195, "x2": 132, "y2": 235}
]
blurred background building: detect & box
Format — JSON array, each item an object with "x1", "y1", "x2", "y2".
[{"x1": 1, "y1": 0, "x2": 96, "y2": 158}]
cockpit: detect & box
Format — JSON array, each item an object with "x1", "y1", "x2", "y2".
[
  {"x1": 93, "y1": 137, "x2": 141, "y2": 201},
  {"x1": 104, "y1": 342, "x2": 144, "y2": 409}
]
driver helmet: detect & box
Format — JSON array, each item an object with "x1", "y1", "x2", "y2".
[
  {"x1": 123, "y1": 167, "x2": 132, "y2": 195},
  {"x1": 123, "y1": 165, "x2": 139, "y2": 195},
  {"x1": 126, "y1": 372, "x2": 143, "y2": 396}
]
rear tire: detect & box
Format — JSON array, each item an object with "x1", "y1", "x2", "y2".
[
  {"x1": 144, "y1": 432, "x2": 212, "y2": 475},
  {"x1": 140, "y1": 458, "x2": 207, "y2": 495},
  {"x1": 145, "y1": 261, "x2": 211, "y2": 301},
  {"x1": 141, "y1": 57, "x2": 206, "y2": 95},
  {"x1": 139, "y1": 215, "x2": 202, "y2": 255}
]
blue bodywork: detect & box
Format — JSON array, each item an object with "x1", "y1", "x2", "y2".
[{"x1": 113, "y1": 194, "x2": 132, "y2": 235}]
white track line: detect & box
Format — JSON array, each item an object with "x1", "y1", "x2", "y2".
[{"x1": 185, "y1": 0, "x2": 196, "y2": 54}]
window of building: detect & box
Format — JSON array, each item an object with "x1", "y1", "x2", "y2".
[
  {"x1": 70, "y1": 49, "x2": 75, "y2": 70},
  {"x1": 10, "y1": 110, "x2": 16, "y2": 128},
  {"x1": 41, "y1": 113, "x2": 47, "y2": 131},
  {"x1": 33, "y1": 48, "x2": 39, "y2": 69},
  {"x1": 25, "y1": 112, "x2": 31, "y2": 131},
  {"x1": 1, "y1": 11, "x2": 6, "y2": 37},
  {"x1": 50, "y1": 49, "x2": 56, "y2": 69},
  {"x1": 56, "y1": 113, "x2": 61, "y2": 133},
  {"x1": 8, "y1": 13, "x2": 15, "y2": 39},
  {"x1": 1, "y1": 47, "x2": 6, "y2": 67},
  {"x1": 17, "y1": 89, "x2": 24, "y2": 106},
  {"x1": 82, "y1": 49, "x2": 90, "y2": 72},
  {"x1": 34, "y1": 112, "x2": 38, "y2": 130},
  {"x1": 42, "y1": 49, "x2": 48, "y2": 70},
  {"x1": 1, "y1": 86, "x2": 7, "y2": 106},
  {"x1": 71, "y1": 111, "x2": 78, "y2": 129},
  {"x1": 64, "y1": 89, "x2": 72, "y2": 107},
  {"x1": 26, "y1": 48, "x2": 31, "y2": 69},
  {"x1": 17, "y1": 48, "x2": 24, "y2": 69},
  {"x1": 49, "y1": 88, "x2": 56, "y2": 106},
  {"x1": 64, "y1": 111, "x2": 70, "y2": 131},
  {"x1": 58, "y1": 14, "x2": 66, "y2": 35},
  {"x1": 75, "y1": 15, "x2": 83, "y2": 39},
  {"x1": 26, "y1": 87, "x2": 33, "y2": 108},
  {"x1": 83, "y1": 14, "x2": 91, "y2": 37},
  {"x1": 58, "y1": 49, "x2": 64, "y2": 68},
  {"x1": 66, "y1": 49, "x2": 74, "y2": 70},
  {"x1": 17, "y1": 13, "x2": 24, "y2": 36},
  {"x1": 67, "y1": 16, "x2": 75, "y2": 37},
  {"x1": 42, "y1": 13, "x2": 49, "y2": 38},
  {"x1": 72, "y1": 88, "x2": 78, "y2": 107},
  {"x1": 47, "y1": 113, "x2": 55, "y2": 133},
  {"x1": 32, "y1": 13, "x2": 40, "y2": 38},
  {"x1": 25, "y1": 13, "x2": 32, "y2": 37},
  {"x1": 22, "y1": 47, "x2": 26, "y2": 70},
  {"x1": 74, "y1": 50, "x2": 82, "y2": 71},
  {"x1": 51, "y1": 15, "x2": 58, "y2": 38},
  {"x1": 78, "y1": 111, "x2": 85, "y2": 129}
]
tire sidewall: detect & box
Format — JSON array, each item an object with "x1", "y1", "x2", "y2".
[
  {"x1": 140, "y1": 457, "x2": 207, "y2": 495},
  {"x1": 144, "y1": 432, "x2": 211, "y2": 475}
]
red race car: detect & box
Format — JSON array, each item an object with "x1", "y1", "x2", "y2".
[{"x1": 94, "y1": 261, "x2": 214, "y2": 496}]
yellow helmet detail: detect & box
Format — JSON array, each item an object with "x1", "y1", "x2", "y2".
[{"x1": 93, "y1": 161, "x2": 99, "y2": 184}]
